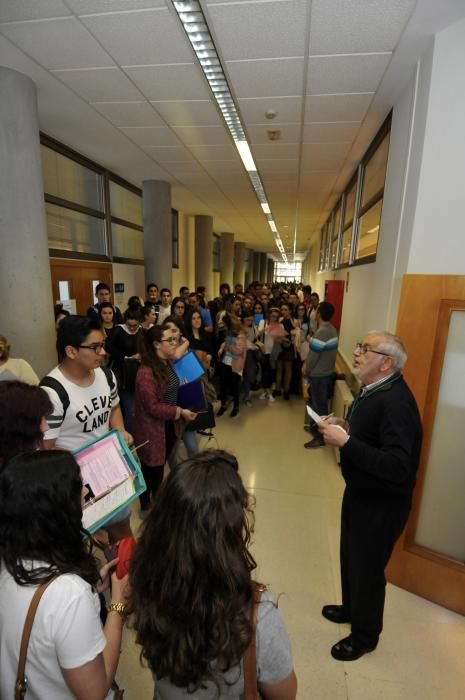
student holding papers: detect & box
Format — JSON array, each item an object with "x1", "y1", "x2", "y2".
[
  {"x1": 0, "y1": 450, "x2": 128, "y2": 700},
  {"x1": 134, "y1": 324, "x2": 196, "y2": 515}
]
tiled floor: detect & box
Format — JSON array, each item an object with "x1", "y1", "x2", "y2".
[{"x1": 117, "y1": 396, "x2": 465, "y2": 699}]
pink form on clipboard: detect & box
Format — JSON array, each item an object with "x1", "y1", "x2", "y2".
[{"x1": 78, "y1": 435, "x2": 131, "y2": 497}]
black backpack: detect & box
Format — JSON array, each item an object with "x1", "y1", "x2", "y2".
[{"x1": 40, "y1": 366, "x2": 116, "y2": 420}]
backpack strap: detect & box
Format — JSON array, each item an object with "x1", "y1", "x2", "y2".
[
  {"x1": 243, "y1": 585, "x2": 266, "y2": 700},
  {"x1": 100, "y1": 365, "x2": 115, "y2": 392},
  {"x1": 39, "y1": 376, "x2": 70, "y2": 420}
]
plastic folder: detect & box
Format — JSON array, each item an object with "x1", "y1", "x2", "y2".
[
  {"x1": 74, "y1": 429, "x2": 146, "y2": 534},
  {"x1": 174, "y1": 350, "x2": 206, "y2": 385},
  {"x1": 178, "y1": 379, "x2": 208, "y2": 412}
]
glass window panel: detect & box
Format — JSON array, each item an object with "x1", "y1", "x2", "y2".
[
  {"x1": 361, "y1": 133, "x2": 390, "y2": 207},
  {"x1": 274, "y1": 262, "x2": 301, "y2": 280},
  {"x1": 109, "y1": 181, "x2": 143, "y2": 226},
  {"x1": 343, "y1": 182, "x2": 357, "y2": 227},
  {"x1": 46, "y1": 202, "x2": 106, "y2": 254},
  {"x1": 415, "y1": 310, "x2": 465, "y2": 561},
  {"x1": 58, "y1": 281, "x2": 70, "y2": 300},
  {"x1": 324, "y1": 223, "x2": 331, "y2": 269},
  {"x1": 41, "y1": 146, "x2": 103, "y2": 211},
  {"x1": 340, "y1": 225, "x2": 353, "y2": 265},
  {"x1": 111, "y1": 222, "x2": 144, "y2": 260},
  {"x1": 356, "y1": 198, "x2": 383, "y2": 260}
]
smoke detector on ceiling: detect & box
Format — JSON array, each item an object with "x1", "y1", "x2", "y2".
[{"x1": 265, "y1": 109, "x2": 278, "y2": 119}]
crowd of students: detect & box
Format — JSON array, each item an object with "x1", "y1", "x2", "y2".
[{"x1": 0, "y1": 277, "x2": 340, "y2": 698}]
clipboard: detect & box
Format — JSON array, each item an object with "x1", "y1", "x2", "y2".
[
  {"x1": 74, "y1": 429, "x2": 146, "y2": 534},
  {"x1": 174, "y1": 350, "x2": 206, "y2": 385}
]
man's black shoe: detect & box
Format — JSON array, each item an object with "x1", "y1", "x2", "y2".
[
  {"x1": 321, "y1": 605, "x2": 350, "y2": 624},
  {"x1": 330, "y1": 635, "x2": 377, "y2": 661},
  {"x1": 304, "y1": 438, "x2": 324, "y2": 449}
]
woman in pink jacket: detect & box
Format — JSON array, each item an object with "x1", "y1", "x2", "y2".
[
  {"x1": 134, "y1": 324, "x2": 196, "y2": 514},
  {"x1": 217, "y1": 313, "x2": 247, "y2": 418}
]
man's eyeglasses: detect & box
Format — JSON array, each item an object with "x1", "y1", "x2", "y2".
[
  {"x1": 78, "y1": 342, "x2": 106, "y2": 352},
  {"x1": 354, "y1": 343, "x2": 390, "y2": 357},
  {"x1": 160, "y1": 337, "x2": 178, "y2": 345}
]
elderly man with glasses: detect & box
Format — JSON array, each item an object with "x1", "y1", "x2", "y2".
[{"x1": 318, "y1": 331, "x2": 422, "y2": 661}]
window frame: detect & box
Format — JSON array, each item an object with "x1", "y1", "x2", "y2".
[{"x1": 172, "y1": 208, "x2": 179, "y2": 269}]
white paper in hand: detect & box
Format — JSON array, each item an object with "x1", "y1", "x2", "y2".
[{"x1": 306, "y1": 405, "x2": 323, "y2": 423}]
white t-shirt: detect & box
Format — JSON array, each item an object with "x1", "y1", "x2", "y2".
[
  {"x1": 43, "y1": 366, "x2": 119, "y2": 451},
  {"x1": 0, "y1": 358, "x2": 39, "y2": 385},
  {"x1": 0, "y1": 568, "x2": 108, "y2": 700}
]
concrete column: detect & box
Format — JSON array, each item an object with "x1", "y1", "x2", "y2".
[
  {"x1": 252, "y1": 252, "x2": 261, "y2": 281},
  {"x1": 233, "y1": 242, "x2": 246, "y2": 288},
  {"x1": 143, "y1": 180, "x2": 172, "y2": 291},
  {"x1": 0, "y1": 68, "x2": 56, "y2": 377},
  {"x1": 245, "y1": 248, "x2": 254, "y2": 288},
  {"x1": 267, "y1": 258, "x2": 275, "y2": 283},
  {"x1": 259, "y1": 252, "x2": 268, "y2": 282},
  {"x1": 220, "y1": 232, "x2": 234, "y2": 288},
  {"x1": 195, "y1": 215, "x2": 213, "y2": 294}
]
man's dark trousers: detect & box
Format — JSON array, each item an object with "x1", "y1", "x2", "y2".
[{"x1": 340, "y1": 489, "x2": 411, "y2": 647}]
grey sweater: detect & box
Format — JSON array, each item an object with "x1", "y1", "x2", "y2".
[{"x1": 306, "y1": 323, "x2": 338, "y2": 377}]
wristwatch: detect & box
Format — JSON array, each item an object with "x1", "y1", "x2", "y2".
[{"x1": 107, "y1": 602, "x2": 128, "y2": 619}]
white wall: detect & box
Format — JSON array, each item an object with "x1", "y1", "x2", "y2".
[
  {"x1": 406, "y1": 17, "x2": 465, "y2": 274},
  {"x1": 172, "y1": 211, "x2": 191, "y2": 295},
  {"x1": 112, "y1": 262, "x2": 145, "y2": 309}
]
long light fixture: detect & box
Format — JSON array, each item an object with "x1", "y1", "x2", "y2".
[{"x1": 172, "y1": 0, "x2": 287, "y2": 263}]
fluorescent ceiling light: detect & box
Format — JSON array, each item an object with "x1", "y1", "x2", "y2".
[
  {"x1": 172, "y1": 0, "x2": 286, "y2": 261},
  {"x1": 235, "y1": 141, "x2": 256, "y2": 172}
]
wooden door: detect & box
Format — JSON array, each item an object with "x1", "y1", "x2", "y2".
[
  {"x1": 50, "y1": 258, "x2": 113, "y2": 315},
  {"x1": 387, "y1": 274, "x2": 465, "y2": 615}
]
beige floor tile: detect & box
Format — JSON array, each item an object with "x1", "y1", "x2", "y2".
[{"x1": 117, "y1": 395, "x2": 465, "y2": 699}]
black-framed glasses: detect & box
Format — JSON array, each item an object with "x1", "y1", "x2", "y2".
[
  {"x1": 160, "y1": 337, "x2": 178, "y2": 345},
  {"x1": 354, "y1": 343, "x2": 390, "y2": 357},
  {"x1": 78, "y1": 342, "x2": 106, "y2": 352}
]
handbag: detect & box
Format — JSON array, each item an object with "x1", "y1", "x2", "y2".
[
  {"x1": 243, "y1": 585, "x2": 265, "y2": 700},
  {"x1": 15, "y1": 575, "x2": 59, "y2": 699}
]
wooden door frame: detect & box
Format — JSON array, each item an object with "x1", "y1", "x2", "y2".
[
  {"x1": 50, "y1": 258, "x2": 113, "y2": 316},
  {"x1": 387, "y1": 274, "x2": 465, "y2": 614}
]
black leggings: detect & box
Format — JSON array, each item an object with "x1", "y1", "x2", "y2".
[
  {"x1": 139, "y1": 421, "x2": 176, "y2": 510},
  {"x1": 219, "y1": 363, "x2": 241, "y2": 410}
]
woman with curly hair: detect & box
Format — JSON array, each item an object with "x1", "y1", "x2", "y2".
[
  {"x1": 129, "y1": 450, "x2": 297, "y2": 699},
  {"x1": 0, "y1": 450, "x2": 128, "y2": 699},
  {"x1": 0, "y1": 381, "x2": 52, "y2": 469}
]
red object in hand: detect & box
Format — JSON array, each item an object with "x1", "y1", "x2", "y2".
[{"x1": 115, "y1": 537, "x2": 137, "y2": 578}]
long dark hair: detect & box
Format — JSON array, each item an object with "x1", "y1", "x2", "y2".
[
  {"x1": 183, "y1": 306, "x2": 206, "y2": 341},
  {"x1": 129, "y1": 450, "x2": 258, "y2": 690},
  {"x1": 0, "y1": 450, "x2": 100, "y2": 586},
  {"x1": 0, "y1": 382, "x2": 52, "y2": 468},
  {"x1": 138, "y1": 323, "x2": 172, "y2": 387}
]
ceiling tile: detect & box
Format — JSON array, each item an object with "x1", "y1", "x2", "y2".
[
  {"x1": 80, "y1": 8, "x2": 193, "y2": 65},
  {"x1": 144, "y1": 147, "x2": 196, "y2": 163},
  {"x1": 0, "y1": 17, "x2": 114, "y2": 69},
  {"x1": 151, "y1": 100, "x2": 222, "y2": 127},
  {"x1": 91, "y1": 100, "x2": 165, "y2": 127},
  {"x1": 307, "y1": 53, "x2": 391, "y2": 94},
  {"x1": 68, "y1": 0, "x2": 165, "y2": 12},
  {"x1": 309, "y1": 0, "x2": 416, "y2": 55},
  {"x1": 226, "y1": 57, "x2": 304, "y2": 98},
  {"x1": 207, "y1": 0, "x2": 307, "y2": 60},
  {"x1": 305, "y1": 93, "x2": 373, "y2": 122},
  {"x1": 302, "y1": 142, "x2": 351, "y2": 170},
  {"x1": 188, "y1": 144, "x2": 238, "y2": 160},
  {"x1": 0, "y1": 1, "x2": 71, "y2": 22},
  {"x1": 239, "y1": 97, "x2": 303, "y2": 124},
  {"x1": 172, "y1": 125, "x2": 231, "y2": 146},
  {"x1": 252, "y1": 143, "x2": 300, "y2": 160},
  {"x1": 303, "y1": 121, "x2": 360, "y2": 143},
  {"x1": 247, "y1": 123, "x2": 301, "y2": 144},
  {"x1": 52, "y1": 67, "x2": 141, "y2": 101},
  {"x1": 120, "y1": 126, "x2": 182, "y2": 147},
  {"x1": 124, "y1": 64, "x2": 210, "y2": 101}
]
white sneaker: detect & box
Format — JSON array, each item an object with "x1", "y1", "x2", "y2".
[
  {"x1": 268, "y1": 394, "x2": 275, "y2": 403},
  {"x1": 259, "y1": 391, "x2": 268, "y2": 400}
]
